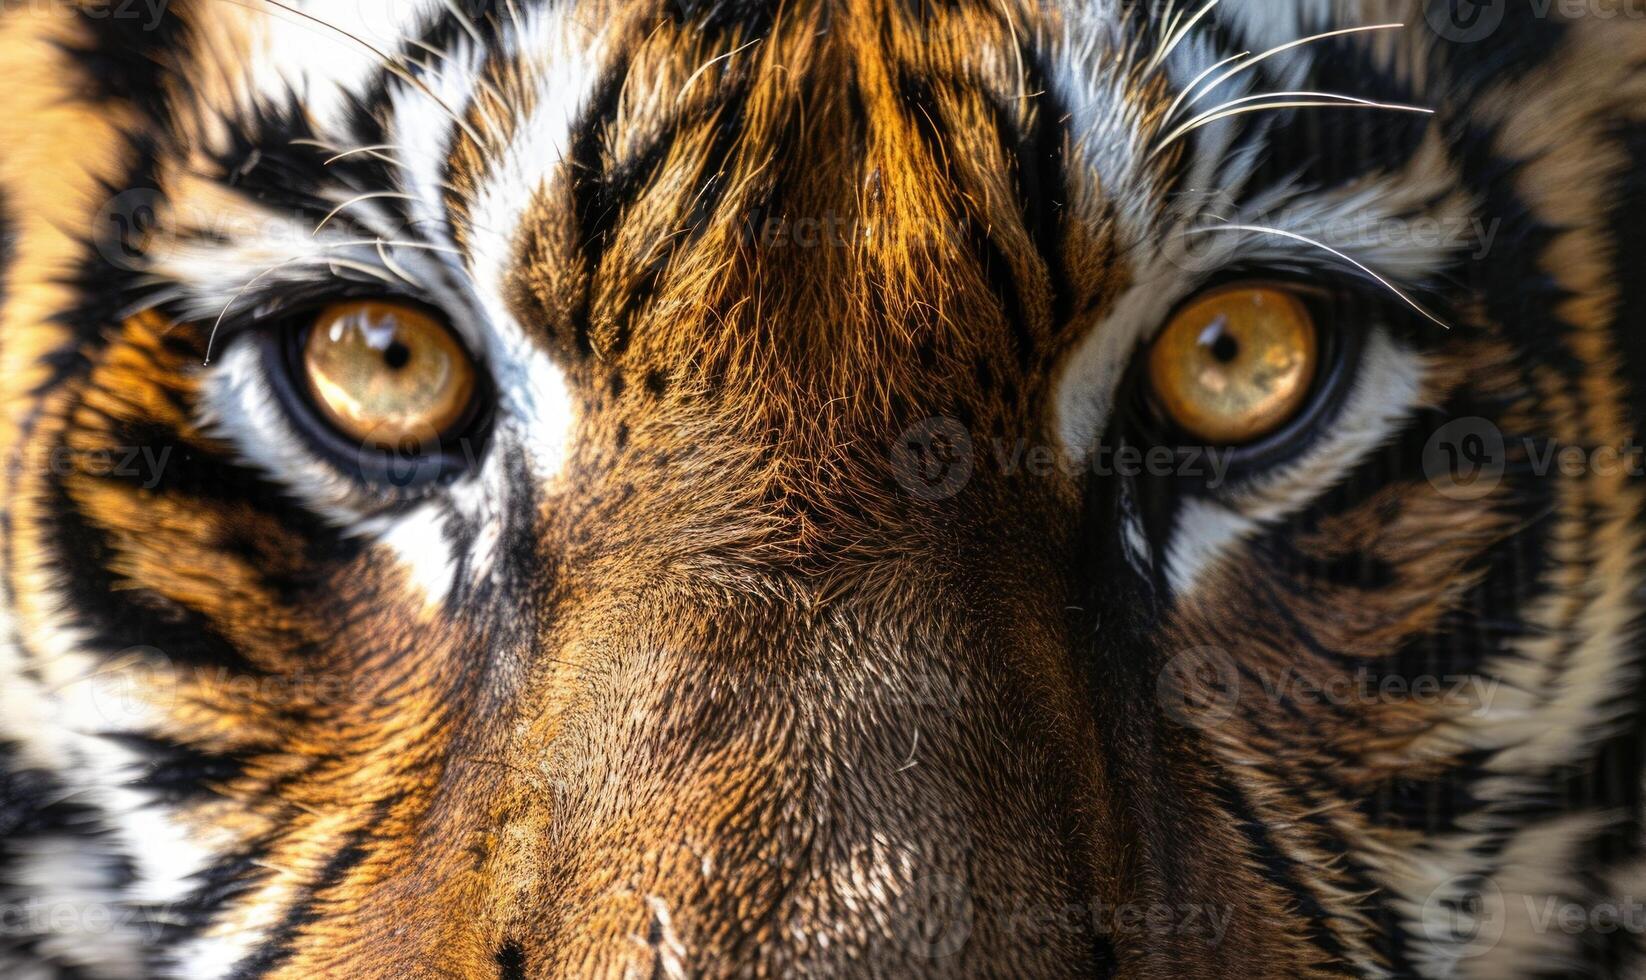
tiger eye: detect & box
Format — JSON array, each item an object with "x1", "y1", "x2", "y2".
[
  {"x1": 302, "y1": 301, "x2": 477, "y2": 450},
  {"x1": 1146, "y1": 285, "x2": 1319, "y2": 446}
]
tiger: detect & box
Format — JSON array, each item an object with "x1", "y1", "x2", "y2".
[{"x1": 2, "y1": 0, "x2": 1646, "y2": 975}]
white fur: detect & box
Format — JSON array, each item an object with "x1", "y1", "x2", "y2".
[
  {"x1": 1166, "y1": 330, "x2": 1426, "y2": 594},
  {"x1": 251, "y1": 0, "x2": 447, "y2": 133}
]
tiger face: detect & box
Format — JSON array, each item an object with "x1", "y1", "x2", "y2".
[{"x1": 3, "y1": 0, "x2": 1646, "y2": 976}]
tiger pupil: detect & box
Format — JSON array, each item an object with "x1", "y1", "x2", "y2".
[
  {"x1": 299, "y1": 300, "x2": 478, "y2": 450},
  {"x1": 1145, "y1": 285, "x2": 1319, "y2": 446},
  {"x1": 1204, "y1": 324, "x2": 1240, "y2": 365}
]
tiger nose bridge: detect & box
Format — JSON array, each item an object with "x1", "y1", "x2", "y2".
[{"x1": 512, "y1": 588, "x2": 1094, "y2": 974}]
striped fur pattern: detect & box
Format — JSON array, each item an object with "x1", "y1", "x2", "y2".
[{"x1": 1, "y1": 0, "x2": 1645, "y2": 975}]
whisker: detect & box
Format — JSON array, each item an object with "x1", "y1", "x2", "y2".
[
  {"x1": 1190, "y1": 222, "x2": 1449, "y2": 328},
  {"x1": 377, "y1": 240, "x2": 418, "y2": 286},
  {"x1": 1183, "y1": 23, "x2": 1409, "y2": 113},
  {"x1": 401, "y1": 40, "x2": 507, "y2": 112},
  {"x1": 1151, "y1": 97, "x2": 1434, "y2": 157},
  {"x1": 1161, "y1": 51, "x2": 1248, "y2": 132},
  {"x1": 1154, "y1": 0, "x2": 1185, "y2": 55},
  {"x1": 995, "y1": 0, "x2": 1029, "y2": 102},
  {"x1": 1148, "y1": 0, "x2": 1221, "y2": 72},
  {"x1": 312, "y1": 191, "x2": 418, "y2": 236},
  {"x1": 205, "y1": 239, "x2": 435, "y2": 361},
  {"x1": 210, "y1": 0, "x2": 487, "y2": 148},
  {"x1": 436, "y1": 0, "x2": 487, "y2": 47},
  {"x1": 326, "y1": 257, "x2": 400, "y2": 284},
  {"x1": 678, "y1": 38, "x2": 762, "y2": 104},
  {"x1": 322, "y1": 144, "x2": 411, "y2": 169},
  {"x1": 503, "y1": 0, "x2": 527, "y2": 38}
]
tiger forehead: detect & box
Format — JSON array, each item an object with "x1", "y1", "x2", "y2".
[{"x1": 489, "y1": 0, "x2": 1131, "y2": 371}]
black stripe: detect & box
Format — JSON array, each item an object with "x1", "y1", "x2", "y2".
[
  {"x1": 566, "y1": 64, "x2": 747, "y2": 359},
  {"x1": 1211, "y1": 773, "x2": 1356, "y2": 970},
  {"x1": 42, "y1": 466, "x2": 262, "y2": 675},
  {"x1": 900, "y1": 73, "x2": 1037, "y2": 370},
  {"x1": 59, "y1": 1, "x2": 191, "y2": 130},
  {"x1": 568, "y1": 65, "x2": 639, "y2": 357},
  {"x1": 1424, "y1": 0, "x2": 1572, "y2": 105},
  {"x1": 206, "y1": 95, "x2": 401, "y2": 234},
  {"x1": 149, "y1": 850, "x2": 270, "y2": 965},
  {"x1": 1607, "y1": 122, "x2": 1646, "y2": 477},
  {"x1": 1249, "y1": 40, "x2": 1434, "y2": 193},
  {"x1": 226, "y1": 836, "x2": 372, "y2": 979},
  {"x1": 992, "y1": 48, "x2": 1071, "y2": 327},
  {"x1": 103, "y1": 733, "x2": 248, "y2": 805}
]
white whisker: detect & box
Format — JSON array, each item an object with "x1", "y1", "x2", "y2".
[
  {"x1": 1149, "y1": 0, "x2": 1221, "y2": 72},
  {"x1": 224, "y1": 0, "x2": 488, "y2": 148},
  {"x1": 1151, "y1": 98, "x2": 1433, "y2": 157},
  {"x1": 437, "y1": 0, "x2": 487, "y2": 47},
  {"x1": 1184, "y1": 23, "x2": 1409, "y2": 112},
  {"x1": 322, "y1": 145, "x2": 411, "y2": 169},
  {"x1": 996, "y1": 0, "x2": 1029, "y2": 102},
  {"x1": 326, "y1": 258, "x2": 399, "y2": 283},
  {"x1": 1161, "y1": 51, "x2": 1248, "y2": 132},
  {"x1": 377, "y1": 240, "x2": 418, "y2": 286},
  {"x1": 1155, "y1": 0, "x2": 1185, "y2": 55},
  {"x1": 1191, "y1": 223, "x2": 1449, "y2": 328},
  {"x1": 312, "y1": 192, "x2": 418, "y2": 236},
  {"x1": 678, "y1": 38, "x2": 762, "y2": 104}
]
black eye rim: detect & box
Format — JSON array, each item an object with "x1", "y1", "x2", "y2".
[
  {"x1": 258, "y1": 300, "x2": 495, "y2": 490},
  {"x1": 1124, "y1": 277, "x2": 1368, "y2": 482}
]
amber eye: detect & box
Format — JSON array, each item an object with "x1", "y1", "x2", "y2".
[
  {"x1": 1146, "y1": 285, "x2": 1319, "y2": 446},
  {"x1": 301, "y1": 301, "x2": 478, "y2": 451}
]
